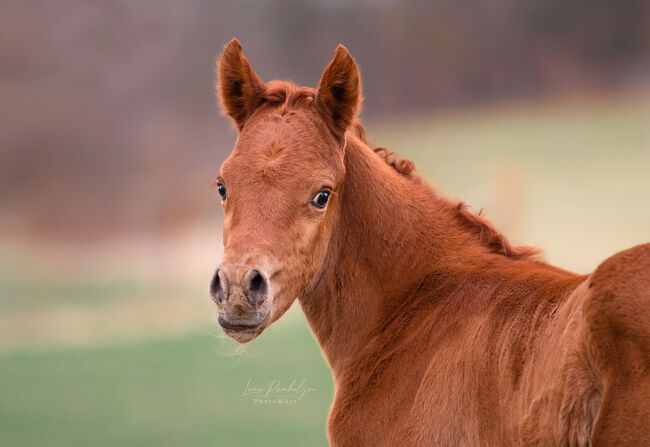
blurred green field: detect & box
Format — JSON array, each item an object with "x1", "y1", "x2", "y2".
[
  {"x1": 1, "y1": 92, "x2": 649, "y2": 447},
  {"x1": 0, "y1": 317, "x2": 333, "y2": 447}
]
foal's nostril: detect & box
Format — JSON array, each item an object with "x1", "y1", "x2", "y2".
[
  {"x1": 210, "y1": 269, "x2": 226, "y2": 303},
  {"x1": 249, "y1": 269, "x2": 263, "y2": 292},
  {"x1": 247, "y1": 268, "x2": 268, "y2": 305}
]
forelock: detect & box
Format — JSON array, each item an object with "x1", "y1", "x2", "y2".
[{"x1": 263, "y1": 81, "x2": 315, "y2": 115}]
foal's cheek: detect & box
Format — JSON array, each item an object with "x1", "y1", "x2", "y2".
[
  {"x1": 282, "y1": 219, "x2": 320, "y2": 283},
  {"x1": 301, "y1": 217, "x2": 333, "y2": 277},
  {"x1": 269, "y1": 213, "x2": 331, "y2": 315}
]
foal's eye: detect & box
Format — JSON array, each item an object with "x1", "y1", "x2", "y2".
[
  {"x1": 217, "y1": 180, "x2": 227, "y2": 200},
  {"x1": 310, "y1": 190, "x2": 330, "y2": 209}
]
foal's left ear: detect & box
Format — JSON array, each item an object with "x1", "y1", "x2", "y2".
[
  {"x1": 315, "y1": 45, "x2": 362, "y2": 139},
  {"x1": 217, "y1": 38, "x2": 266, "y2": 130}
]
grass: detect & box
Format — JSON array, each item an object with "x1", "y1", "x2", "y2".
[
  {"x1": 0, "y1": 278, "x2": 167, "y2": 311},
  {"x1": 0, "y1": 316, "x2": 333, "y2": 447}
]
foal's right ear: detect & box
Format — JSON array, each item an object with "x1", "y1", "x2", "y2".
[{"x1": 217, "y1": 38, "x2": 266, "y2": 130}]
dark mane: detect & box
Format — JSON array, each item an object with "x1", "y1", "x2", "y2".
[{"x1": 262, "y1": 81, "x2": 540, "y2": 261}]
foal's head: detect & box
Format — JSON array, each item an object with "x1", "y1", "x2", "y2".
[{"x1": 210, "y1": 39, "x2": 361, "y2": 342}]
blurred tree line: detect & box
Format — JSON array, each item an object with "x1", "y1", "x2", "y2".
[{"x1": 1, "y1": 0, "x2": 648, "y2": 238}]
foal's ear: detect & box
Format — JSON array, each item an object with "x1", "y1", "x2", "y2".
[
  {"x1": 315, "y1": 45, "x2": 362, "y2": 138},
  {"x1": 217, "y1": 38, "x2": 266, "y2": 130}
]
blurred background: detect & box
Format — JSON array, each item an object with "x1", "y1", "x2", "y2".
[{"x1": 1, "y1": 1, "x2": 649, "y2": 446}]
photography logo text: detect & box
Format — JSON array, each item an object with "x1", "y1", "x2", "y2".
[{"x1": 242, "y1": 378, "x2": 317, "y2": 404}]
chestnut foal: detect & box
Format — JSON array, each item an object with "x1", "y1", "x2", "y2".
[{"x1": 210, "y1": 39, "x2": 650, "y2": 446}]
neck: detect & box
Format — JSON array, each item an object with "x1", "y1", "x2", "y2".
[{"x1": 299, "y1": 135, "x2": 478, "y2": 373}]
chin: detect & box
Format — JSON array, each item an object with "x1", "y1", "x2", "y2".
[{"x1": 223, "y1": 327, "x2": 265, "y2": 343}]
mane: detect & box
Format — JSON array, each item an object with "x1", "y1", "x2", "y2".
[
  {"x1": 261, "y1": 81, "x2": 540, "y2": 261},
  {"x1": 348, "y1": 121, "x2": 417, "y2": 179},
  {"x1": 453, "y1": 202, "x2": 541, "y2": 260},
  {"x1": 349, "y1": 118, "x2": 540, "y2": 260}
]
